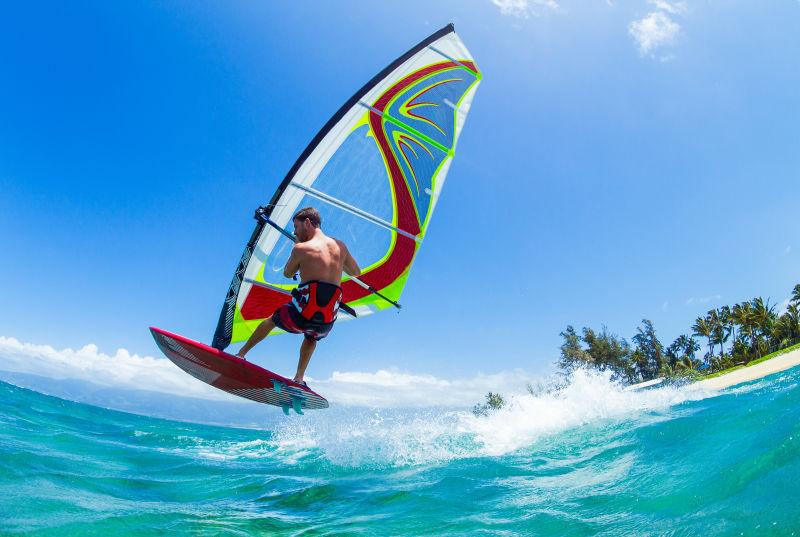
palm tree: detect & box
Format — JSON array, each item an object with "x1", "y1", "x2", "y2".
[
  {"x1": 771, "y1": 316, "x2": 793, "y2": 350},
  {"x1": 732, "y1": 303, "x2": 746, "y2": 345},
  {"x1": 732, "y1": 301, "x2": 756, "y2": 357},
  {"x1": 710, "y1": 354, "x2": 734, "y2": 372},
  {"x1": 666, "y1": 334, "x2": 699, "y2": 371},
  {"x1": 692, "y1": 316, "x2": 713, "y2": 363},
  {"x1": 708, "y1": 309, "x2": 729, "y2": 357},
  {"x1": 751, "y1": 297, "x2": 776, "y2": 357},
  {"x1": 675, "y1": 356, "x2": 700, "y2": 373},
  {"x1": 681, "y1": 334, "x2": 700, "y2": 360},
  {"x1": 786, "y1": 304, "x2": 800, "y2": 342},
  {"x1": 670, "y1": 334, "x2": 698, "y2": 359},
  {"x1": 771, "y1": 305, "x2": 800, "y2": 350},
  {"x1": 719, "y1": 305, "x2": 733, "y2": 353},
  {"x1": 631, "y1": 349, "x2": 648, "y2": 382},
  {"x1": 791, "y1": 284, "x2": 800, "y2": 307}
]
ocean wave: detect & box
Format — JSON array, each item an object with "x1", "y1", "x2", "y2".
[{"x1": 267, "y1": 368, "x2": 709, "y2": 468}]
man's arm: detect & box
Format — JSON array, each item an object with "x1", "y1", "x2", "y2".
[
  {"x1": 341, "y1": 242, "x2": 361, "y2": 277},
  {"x1": 283, "y1": 245, "x2": 302, "y2": 279}
]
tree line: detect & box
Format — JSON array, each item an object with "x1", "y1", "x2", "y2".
[{"x1": 558, "y1": 284, "x2": 800, "y2": 384}]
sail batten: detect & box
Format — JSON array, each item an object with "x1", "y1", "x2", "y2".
[
  {"x1": 289, "y1": 182, "x2": 422, "y2": 242},
  {"x1": 427, "y1": 45, "x2": 480, "y2": 76},
  {"x1": 212, "y1": 24, "x2": 481, "y2": 350}
]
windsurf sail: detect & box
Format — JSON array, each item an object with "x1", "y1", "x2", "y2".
[{"x1": 212, "y1": 23, "x2": 481, "y2": 350}]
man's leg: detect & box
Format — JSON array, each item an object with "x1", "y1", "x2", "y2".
[
  {"x1": 236, "y1": 318, "x2": 276, "y2": 359},
  {"x1": 293, "y1": 337, "x2": 316, "y2": 383}
]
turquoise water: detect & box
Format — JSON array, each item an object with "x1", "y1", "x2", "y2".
[{"x1": 2, "y1": 368, "x2": 800, "y2": 536}]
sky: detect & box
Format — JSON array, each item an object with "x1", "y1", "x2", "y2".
[{"x1": 1, "y1": 0, "x2": 798, "y2": 409}]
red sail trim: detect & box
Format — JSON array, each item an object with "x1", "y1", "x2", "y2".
[
  {"x1": 241, "y1": 285, "x2": 290, "y2": 321},
  {"x1": 373, "y1": 61, "x2": 476, "y2": 111}
]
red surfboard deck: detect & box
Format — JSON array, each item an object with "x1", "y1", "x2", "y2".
[{"x1": 150, "y1": 327, "x2": 328, "y2": 412}]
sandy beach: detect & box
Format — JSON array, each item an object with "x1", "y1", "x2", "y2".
[{"x1": 695, "y1": 347, "x2": 800, "y2": 391}]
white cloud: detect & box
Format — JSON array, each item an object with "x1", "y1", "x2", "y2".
[
  {"x1": 491, "y1": 0, "x2": 559, "y2": 18},
  {"x1": 0, "y1": 335, "x2": 543, "y2": 408},
  {"x1": 317, "y1": 368, "x2": 540, "y2": 407},
  {"x1": 648, "y1": 0, "x2": 687, "y2": 15},
  {"x1": 0, "y1": 336, "x2": 235, "y2": 401},
  {"x1": 685, "y1": 294, "x2": 721, "y2": 306},
  {"x1": 629, "y1": 11, "x2": 681, "y2": 55}
]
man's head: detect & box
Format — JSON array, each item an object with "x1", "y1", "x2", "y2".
[{"x1": 292, "y1": 207, "x2": 321, "y2": 242}]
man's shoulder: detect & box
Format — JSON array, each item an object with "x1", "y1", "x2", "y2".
[
  {"x1": 328, "y1": 236, "x2": 347, "y2": 248},
  {"x1": 292, "y1": 241, "x2": 313, "y2": 252}
]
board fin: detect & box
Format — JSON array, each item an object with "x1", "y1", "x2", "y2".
[
  {"x1": 272, "y1": 379, "x2": 284, "y2": 393},
  {"x1": 292, "y1": 397, "x2": 304, "y2": 415}
]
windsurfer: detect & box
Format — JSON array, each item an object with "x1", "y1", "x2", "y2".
[{"x1": 235, "y1": 207, "x2": 360, "y2": 386}]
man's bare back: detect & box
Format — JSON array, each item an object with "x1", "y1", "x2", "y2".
[{"x1": 283, "y1": 232, "x2": 359, "y2": 285}]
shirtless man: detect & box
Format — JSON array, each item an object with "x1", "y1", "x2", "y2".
[{"x1": 236, "y1": 207, "x2": 360, "y2": 387}]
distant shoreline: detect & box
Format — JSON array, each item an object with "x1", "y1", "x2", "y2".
[
  {"x1": 694, "y1": 347, "x2": 800, "y2": 391},
  {"x1": 622, "y1": 345, "x2": 800, "y2": 393}
]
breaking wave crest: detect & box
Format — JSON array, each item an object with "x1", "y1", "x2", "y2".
[{"x1": 267, "y1": 369, "x2": 707, "y2": 467}]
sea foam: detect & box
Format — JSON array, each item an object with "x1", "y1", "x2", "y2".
[{"x1": 267, "y1": 368, "x2": 709, "y2": 468}]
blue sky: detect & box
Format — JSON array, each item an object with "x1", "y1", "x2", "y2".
[{"x1": 2, "y1": 1, "x2": 798, "y2": 394}]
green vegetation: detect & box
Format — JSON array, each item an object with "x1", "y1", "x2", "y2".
[
  {"x1": 474, "y1": 284, "x2": 800, "y2": 411},
  {"x1": 472, "y1": 392, "x2": 506, "y2": 416},
  {"x1": 558, "y1": 283, "x2": 800, "y2": 384},
  {"x1": 701, "y1": 341, "x2": 800, "y2": 380}
]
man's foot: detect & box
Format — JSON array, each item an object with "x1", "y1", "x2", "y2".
[
  {"x1": 293, "y1": 379, "x2": 308, "y2": 388},
  {"x1": 235, "y1": 351, "x2": 247, "y2": 361}
]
